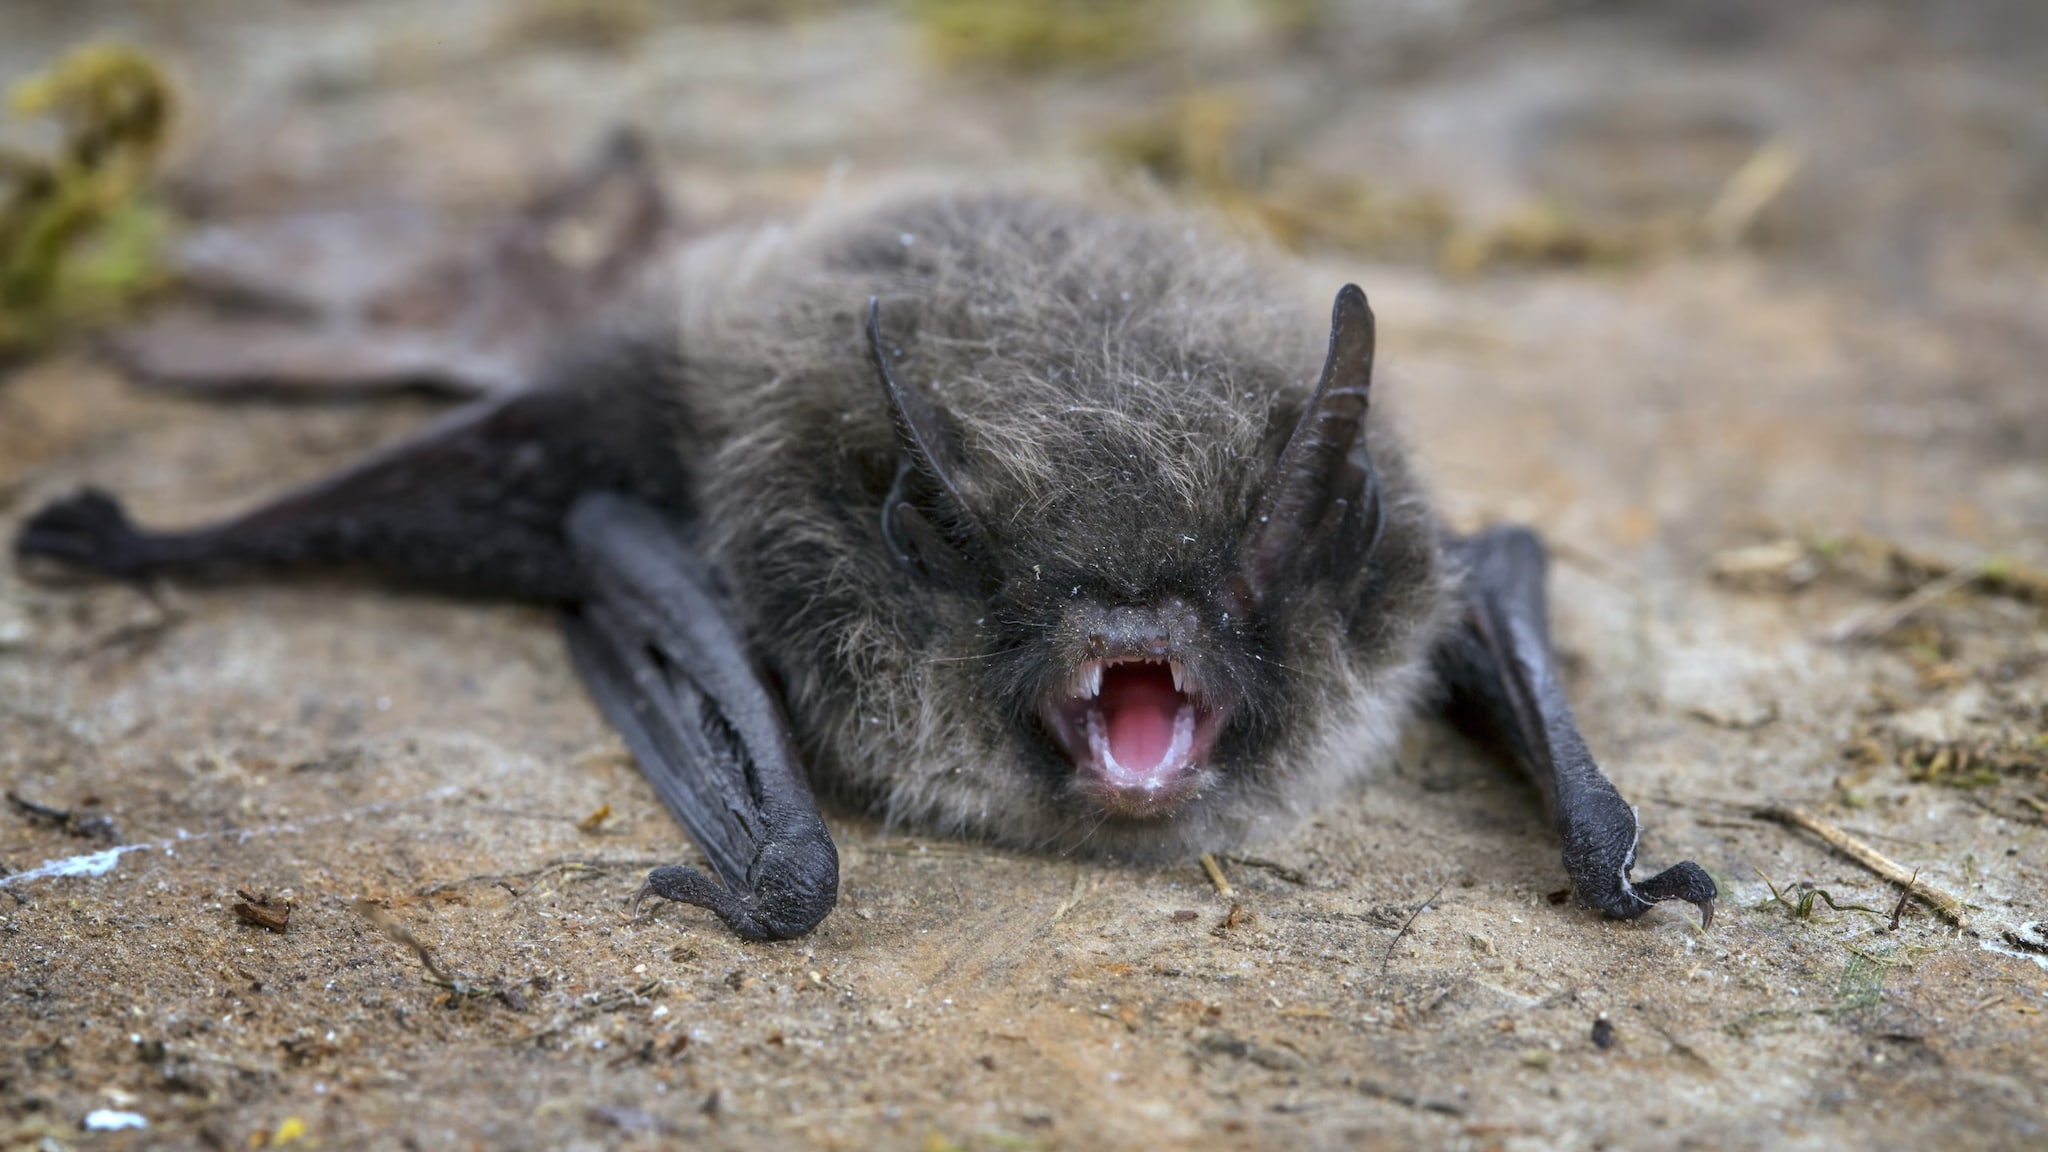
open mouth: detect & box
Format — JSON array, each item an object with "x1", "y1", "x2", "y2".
[{"x1": 1043, "y1": 658, "x2": 1224, "y2": 817}]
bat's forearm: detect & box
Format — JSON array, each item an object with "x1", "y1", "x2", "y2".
[{"x1": 1434, "y1": 526, "x2": 1717, "y2": 926}]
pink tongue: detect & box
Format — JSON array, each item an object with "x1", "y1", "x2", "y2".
[{"x1": 1100, "y1": 664, "x2": 1181, "y2": 772}]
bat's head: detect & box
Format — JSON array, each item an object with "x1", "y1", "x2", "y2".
[{"x1": 847, "y1": 262, "x2": 1450, "y2": 859}]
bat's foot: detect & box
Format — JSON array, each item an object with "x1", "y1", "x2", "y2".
[{"x1": 15, "y1": 489, "x2": 160, "y2": 578}]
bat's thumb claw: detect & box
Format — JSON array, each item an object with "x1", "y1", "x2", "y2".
[
  {"x1": 632, "y1": 864, "x2": 778, "y2": 940},
  {"x1": 1631, "y1": 860, "x2": 1719, "y2": 929},
  {"x1": 15, "y1": 488, "x2": 154, "y2": 577},
  {"x1": 627, "y1": 878, "x2": 661, "y2": 920}
]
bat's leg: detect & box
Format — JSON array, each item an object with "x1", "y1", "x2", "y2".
[
  {"x1": 563, "y1": 493, "x2": 837, "y2": 941},
  {"x1": 1433, "y1": 525, "x2": 1717, "y2": 927},
  {"x1": 14, "y1": 341, "x2": 685, "y2": 601}
]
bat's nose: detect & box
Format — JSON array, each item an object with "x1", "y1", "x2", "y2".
[
  {"x1": 1073, "y1": 594, "x2": 1196, "y2": 660},
  {"x1": 1082, "y1": 603, "x2": 1186, "y2": 660}
]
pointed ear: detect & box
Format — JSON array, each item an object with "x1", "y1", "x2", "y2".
[
  {"x1": 867, "y1": 297, "x2": 974, "y2": 515},
  {"x1": 1241, "y1": 284, "x2": 1377, "y2": 603},
  {"x1": 866, "y1": 298, "x2": 993, "y2": 582}
]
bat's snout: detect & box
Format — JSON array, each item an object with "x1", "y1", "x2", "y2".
[{"x1": 1040, "y1": 601, "x2": 1229, "y2": 819}]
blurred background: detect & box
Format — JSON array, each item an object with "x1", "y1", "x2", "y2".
[
  {"x1": 9, "y1": 1, "x2": 2048, "y2": 275},
  {"x1": 4, "y1": 0, "x2": 2046, "y2": 544}
]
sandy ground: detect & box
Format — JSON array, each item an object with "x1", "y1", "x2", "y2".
[{"x1": 3, "y1": 2, "x2": 2046, "y2": 1149}]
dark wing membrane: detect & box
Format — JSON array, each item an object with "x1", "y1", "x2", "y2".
[
  {"x1": 563, "y1": 493, "x2": 838, "y2": 941},
  {"x1": 564, "y1": 602, "x2": 761, "y2": 886}
]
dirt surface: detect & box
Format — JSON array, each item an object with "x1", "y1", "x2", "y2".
[{"x1": 4, "y1": 3, "x2": 2047, "y2": 1149}]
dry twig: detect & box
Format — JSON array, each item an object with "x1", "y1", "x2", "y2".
[
  {"x1": 1887, "y1": 870, "x2": 1919, "y2": 932},
  {"x1": 354, "y1": 899, "x2": 526, "y2": 1007},
  {"x1": 1199, "y1": 852, "x2": 1234, "y2": 899},
  {"x1": 1754, "y1": 806, "x2": 1968, "y2": 927},
  {"x1": 1049, "y1": 872, "x2": 1089, "y2": 923},
  {"x1": 1380, "y1": 883, "x2": 1447, "y2": 975},
  {"x1": 1824, "y1": 566, "x2": 1980, "y2": 644},
  {"x1": 1221, "y1": 854, "x2": 1309, "y2": 885},
  {"x1": 414, "y1": 855, "x2": 668, "y2": 897},
  {"x1": 1702, "y1": 138, "x2": 1802, "y2": 248},
  {"x1": 1862, "y1": 536, "x2": 2048, "y2": 606}
]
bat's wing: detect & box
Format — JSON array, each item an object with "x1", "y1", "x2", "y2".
[
  {"x1": 13, "y1": 356, "x2": 684, "y2": 603},
  {"x1": 1433, "y1": 526, "x2": 1717, "y2": 927},
  {"x1": 13, "y1": 344, "x2": 823, "y2": 941},
  {"x1": 563, "y1": 493, "x2": 838, "y2": 941}
]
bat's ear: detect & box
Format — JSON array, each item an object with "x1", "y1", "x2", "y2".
[
  {"x1": 1239, "y1": 284, "x2": 1381, "y2": 605},
  {"x1": 866, "y1": 298, "x2": 994, "y2": 587}
]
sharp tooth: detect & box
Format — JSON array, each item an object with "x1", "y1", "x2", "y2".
[
  {"x1": 1170, "y1": 660, "x2": 1185, "y2": 693},
  {"x1": 1072, "y1": 661, "x2": 1102, "y2": 699}
]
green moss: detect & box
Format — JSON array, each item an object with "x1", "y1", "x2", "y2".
[
  {"x1": 1252, "y1": 0, "x2": 1326, "y2": 42},
  {"x1": 1098, "y1": 90, "x2": 1694, "y2": 269},
  {"x1": 501, "y1": 0, "x2": 654, "y2": 52},
  {"x1": 1254, "y1": 177, "x2": 1457, "y2": 262},
  {"x1": 0, "y1": 43, "x2": 176, "y2": 358},
  {"x1": 1440, "y1": 201, "x2": 1688, "y2": 275},
  {"x1": 911, "y1": 0, "x2": 1164, "y2": 73},
  {"x1": 1099, "y1": 90, "x2": 1250, "y2": 190},
  {"x1": 1098, "y1": 91, "x2": 1458, "y2": 261},
  {"x1": 1100, "y1": 77, "x2": 1807, "y2": 272},
  {"x1": 1830, "y1": 945, "x2": 1896, "y2": 1015}
]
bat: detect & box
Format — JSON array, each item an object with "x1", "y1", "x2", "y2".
[{"x1": 12, "y1": 161, "x2": 1716, "y2": 941}]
